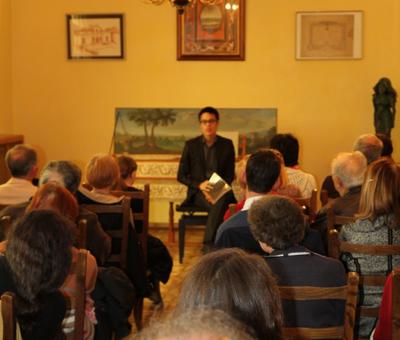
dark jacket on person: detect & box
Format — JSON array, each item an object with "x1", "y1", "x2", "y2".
[
  {"x1": 177, "y1": 135, "x2": 235, "y2": 203},
  {"x1": 92, "y1": 266, "x2": 136, "y2": 340},
  {"x1": 264, "y1": 245, "x2": 346, "y2": 329}
]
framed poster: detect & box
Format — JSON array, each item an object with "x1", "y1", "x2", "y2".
[
  {"x1": 177, "y1": 0, "x2": 245, "y2": 60},
  {"x1": 296, "y1": 11, "x2": 363, "y2": 60},
  {"x1": 67, "y1": 14, "x2": 124, "y2": 59}
]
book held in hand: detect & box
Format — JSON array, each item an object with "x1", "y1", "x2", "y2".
[{"x1": 208, "y1": 172, "x2": 232, "y2": 204}]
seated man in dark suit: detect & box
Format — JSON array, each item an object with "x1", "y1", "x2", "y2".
[
  {"x1": 215, "y1": 149, "x2": 324, "y2": 255},
  {"x1": 248, "y1": 195, "x2": 346, "y2": 329},
  {"x1": 177, "y1": 106, "x2": 236, "y2": 249},
  {"x1": 312, "y1": 151, "x2": 367, "y2": 249},
  {"x1": 0, "y1": 160, "x2": 111, "y2": 265}
]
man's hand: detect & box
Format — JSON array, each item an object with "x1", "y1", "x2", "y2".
[{"x1": 198, "y1": 180, "x2": 213, "y2": 192}]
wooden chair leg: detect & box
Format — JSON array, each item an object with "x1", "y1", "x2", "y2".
[
  {"x1": 168, "y1": 202, "x2": 175, "y2": 244},
  {"x1": 179, "y1": 218, "x2": 186, "y2": 264},
  {"x1": 133, "y1": 297, "x2": 144, "y2": 331}
]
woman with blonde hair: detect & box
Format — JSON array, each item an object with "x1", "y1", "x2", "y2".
[{"x1": 339, "y1": 157, "x2": 400, "y2": 337}]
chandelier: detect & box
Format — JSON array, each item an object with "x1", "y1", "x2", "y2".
[{"x1": 143, "y1": 0, "x2": 232, "y2": 15}]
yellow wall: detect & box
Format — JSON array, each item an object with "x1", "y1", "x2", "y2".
[
  {"x1": 0, "y1": 0, "x2": 12, "y2": 133},
  {"x1": 10, "y1": 0, "x2": 400, "y2": 222}
]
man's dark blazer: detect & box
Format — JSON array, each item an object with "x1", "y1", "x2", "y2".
[
  {"x1": 177, "y1": 135, "x2": 235, "y2": 203},
  {"x1": 264, "y1": 245, "x2": 346, "y2": 329}
]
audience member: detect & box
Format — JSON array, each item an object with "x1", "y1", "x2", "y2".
[
  {"x1": 0, "y1": 144, "x2": 37, "y2": 205},
  {"x1": 313, "y1": 151, "x2": 367, "y2": 248},
  {"x1": 339, "y1": 157, "x2": 400, "y2": 337},
  {"x1": 76, "y1": 154, "x2": 148, "y2": 297},
  {"x1": 248, "y1": 195, "x2": 346, "y2": 330},
  {"x1": 135, "y1": 309, "x2": 255, "y2": 340},
  {"x1": 0, "y1": 160, "x2": 111, "y2": 264},
  {"x1": 322, "y1": 133, "x2": 384, "y2": 201},
  {"x1": 26, "y1": 182, "x2": 98, "y2": 339},
  {"x1": 177, "y1": 106, "x2": 237, "y2": 250},
  {"x1": 0, "y1": 210, "x2": 72, "y2": 339},
  {"x1": 116, "y1": 155, "x2": 173, "y2": 303},
  {"x1": 270, "y1": 133, "x2": 317, "y2": 198},
  {"x1": 215, "y1": 149, "x2": 324, "y2": 255},
  {"x1": 175, "y1": 248, "x2": 283, "y2": 340}
]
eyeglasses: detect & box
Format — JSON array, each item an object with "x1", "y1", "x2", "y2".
[{"x1": 200, "y1": 119, "x2": 217, "y2": 125}]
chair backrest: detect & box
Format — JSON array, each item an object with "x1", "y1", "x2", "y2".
[
  {"x1": 0, "y1": 216, "x2": 12, "y2": 240},
  {"x1": 329, "y1": 229, "x2": 400, "y2": 318},
  {"x1": 320, "y1": 189, "x2": 329, "y2": 207},
  {"x1": 67, "y1": 249, "x2": 87, "y2": 340},
  {"x1": 292, "y1": 188, "x2": 318, "y2": 223},
  {"x1": 0, "y1": 204, "x2": 9, "y2": 212},
  {"x1": 1, "y1": 292, "x2": 16, "y2": 340},
  {"x1": 279, "y1": 271, "x2": 359, "y2": 340},
  {"x1": 82, "y1": 198, "x2": 131, "y2": 270},
  {"x1": 111, "y1": 184, "x2": 150, "y2": 261},
  {"x1": 326, "y1": 208, "x2": 356, "y2": 255},
  {"x1": 393, "y1": 268, "x2": 400, "y2": 340},
  {"x1": 76, "y1": 219, "x2": 87, "y2": 249}
]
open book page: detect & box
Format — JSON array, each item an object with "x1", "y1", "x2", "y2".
[{"x1": 208, "y1": 172, "x2": 231, "y2": 204}]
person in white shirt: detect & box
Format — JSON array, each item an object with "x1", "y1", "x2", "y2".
[
  {"x1": 0, "y1": 144, "x2": 38, "y2": 205},
  {"x1": 270, "y1": 133, "x2": 317, "y2": 198}
]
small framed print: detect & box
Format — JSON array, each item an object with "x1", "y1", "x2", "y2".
[
  {"x1": 67, "y1": 14, "x2": 124, "y2": 59},
  {"x1": 296, "y1": 11, "x2": 363, "y2": 60}
]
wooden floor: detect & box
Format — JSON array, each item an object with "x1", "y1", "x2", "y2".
[{"x1": 128, "y1": 227, "x2": 205, "y2": 336}]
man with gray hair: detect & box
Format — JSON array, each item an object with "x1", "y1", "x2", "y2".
[
  {"x1": 0, "y1": 160, "x2": 111, "y2": 264},
  {"x1": 353, "y1": 133, "x2": 383, "y2": 164},
  {"x1": 322, "y1": 133, "x2": 384, "y2": 200},
  {"x1": 0, "y1": 144, "x2": 38, "y2": 205},
  {"x1": 313, "y1": 151, "x2": 367, "y2": 248}
]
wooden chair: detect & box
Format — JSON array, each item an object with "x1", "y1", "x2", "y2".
[
  {"x1": 76, "y1": 219, "x2": 87, "y2": 249},
  {"x1": 0, "y1": 204, "x2": 9, "y2": 212},
  {"x1": 111, "y1": 184, "x2": 150, "y2": 262},
  {"x1": 326, "y1": 208, "x2": 356, "y2": 256},
  {"x1": 392, "y1": 268, "x2": 400, "y2": 339},
  {"x1": 65, "y1": 249, "x2": 87, "y2": 340},
  {"x1": 82, "y1": 198, "x2": 131, "y2": 271},
  {"x1": 320, "y1": 189, "x2": 329, "y2": 207},
  {"x1": 0, "y1": 216, "x2": 12, "y2": 241},
  {"x1": 329, "y1": 229, "x2": 400, "y2": 319},
  {"x1": 293, "y1": 188, "x2": 318, "y2": 223},
  {"x1": 279, "y1": 271, "x2": 359, "y2": 340},
  {"x1": 81, "y1": 198, "x2": 146, "y2": 329},
  {"x1": 1, "y1": 292, "x2": 16, "y2": 340}
]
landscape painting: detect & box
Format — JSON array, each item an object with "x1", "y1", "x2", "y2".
[{"x1": 114, "y1": 108, "x2": 277, "y2": 158}]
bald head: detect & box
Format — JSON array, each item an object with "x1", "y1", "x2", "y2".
[
  {"x1": 353, "y1": 134, "x2": 383, "y2": 164},
  {"x1": 5, "y1": 144, "x2": 37, "y2": 178}
]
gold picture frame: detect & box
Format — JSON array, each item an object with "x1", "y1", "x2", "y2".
[{"x1": 177, "y1": 0, "x2": 245, "y2": 60}]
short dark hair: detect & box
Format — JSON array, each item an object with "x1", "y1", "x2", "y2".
[
  {"x1": 5, "y1": 144, "x2": 37, "y2": 177},
  {"x1": 198, "y1": 106, "x2": 220, "y2": 121},
  {"x1": 376, "y1": 133, "x2": 393, "y2": 157},
  {"x1": 39, "y1": 160, "x2": 82, "y2": 194},
  {"x1": 246, "y1": 150, "x2": 281, "y2": 194},
  {"x1": 117, "y1": 155, "x2": 138, "y2": 179},
  {"x1": 270, "y1": 134, "x2": 299, "y2": 167},
  {"x1": 175, "y1": 248, "x2": 283, "y2": 340},
  {"x1": 248, "y1": 195, "x2": 305, "y2": 250}
]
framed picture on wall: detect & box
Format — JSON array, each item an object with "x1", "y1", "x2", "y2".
[
  {"x1": 296, "y1": 11, "x2": 363, "y2": 60},
  {"x1": 67, "y1": 14, "x2": 124, "y2": 59},
  {"x1": 177, "y1": 0, "x2": 245, "y2": 60}
]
